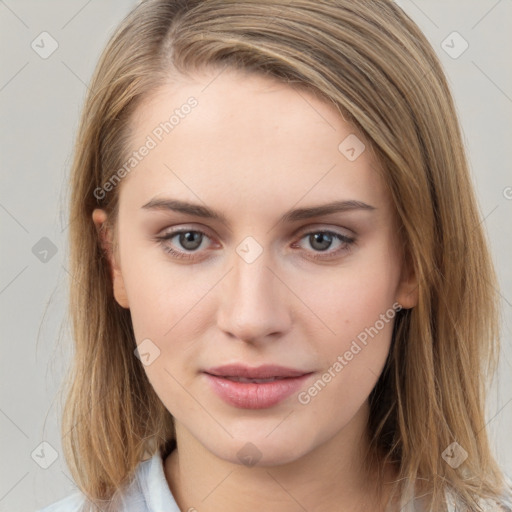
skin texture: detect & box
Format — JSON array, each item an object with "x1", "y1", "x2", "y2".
[{"x1": 93, "y1": 68, "x2": 418, "y2": 511}]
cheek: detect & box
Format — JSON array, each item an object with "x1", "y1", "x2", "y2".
[
  {"x1": 294, "y1": 267, "x2": 398, "y2": 424},
  {"x1": 121, "y1": 253, "x2": 209, "y2": 410},
  {"x1": 119, "y1": 249, "x2": 222, "y2": 412},
  {"x1": 119, "y1": 235, "x2": 221, "y2": 341},
  {"x1": 292, "y1": 245, "x2": 400, "y2": 393},
  {"x1": 295, "y1": 251, "x2": 400, "y2": 344}
]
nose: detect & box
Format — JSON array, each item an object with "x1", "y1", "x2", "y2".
[{"x1": 216, "y1": 248, "x2": 292, "y2": 344}]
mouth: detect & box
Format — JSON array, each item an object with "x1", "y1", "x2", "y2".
[
  {"x1": 204, "y1": 363, "x2": 311, "y2": 379},
  {"x1": 202, "y1": 364, "x2": 314, "y2": 409},
  {"x1": 214, "y1": 376, "x2": 287, "y2": 383}
]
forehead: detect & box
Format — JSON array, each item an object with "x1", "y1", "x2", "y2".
[{"x1": 118, "y1": 68, "x2": 389, "y2": 218}]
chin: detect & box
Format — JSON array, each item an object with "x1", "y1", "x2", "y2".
[{"x1": 200, "y1": 427, "x2": 313, "y2": 468}]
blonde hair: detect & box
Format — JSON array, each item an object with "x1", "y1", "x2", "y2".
[{"x1": 61, "y1": 0, "x2": 509, "y2": 510}]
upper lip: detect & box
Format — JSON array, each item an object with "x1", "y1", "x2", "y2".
[{"x1": 204, "y1": 364, "x2": 312, "y2": 379}]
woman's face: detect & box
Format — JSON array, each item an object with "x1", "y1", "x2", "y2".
[{"x1": 94, "y1": 68, "x2": 416, "y2": 466}]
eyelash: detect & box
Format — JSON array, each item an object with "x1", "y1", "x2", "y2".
[{"x1": 155, "y1": 227, "x2": 356, "y2": 262}]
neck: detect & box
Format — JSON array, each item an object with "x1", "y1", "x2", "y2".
[{"x1": 164, "y1": 402, "x2": 396, "y2": 512}]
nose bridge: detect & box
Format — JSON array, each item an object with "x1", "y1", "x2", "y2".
[{"x1": 216, "y1": 239, "x2": 290, "y2": 341}]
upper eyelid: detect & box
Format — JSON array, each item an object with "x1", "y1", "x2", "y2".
[
  {"x1": 158, "y1": 222, "x2": 356, "y2": 237},
  {"x1": 157, "y1": 225, "x2": 217, "y2": 243}
]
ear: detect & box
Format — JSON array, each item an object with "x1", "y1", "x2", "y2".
[
  {"x1": 395, "y1": 252, "x2": 418, "y2": 310},
  {"x1": 92, "y1": 209, "x2": 130, "y2": 309}
]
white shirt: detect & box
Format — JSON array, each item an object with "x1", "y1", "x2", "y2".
[
  {"x1": 37, "y1": 451, "x2": 181, "y2": 512},
  {"x1": 37, "y1": 451, "x2": 512, "y2": 511}
]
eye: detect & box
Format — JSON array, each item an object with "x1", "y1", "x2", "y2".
[
  {"x1": 155, "y1": 229, "x2": 213, "y2": 261},
  {"x1": 155, "y1": 227, "x2": 356, "y2": 262},
  {"x1": 292, "y1": 230, "x2": 356, "y2": 260}
]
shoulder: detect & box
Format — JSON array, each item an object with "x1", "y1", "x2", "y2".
[
  {"x1": 410, "y1": 483, "x2": 512, "y2": 512},
  {"x1": 475, "y1": 479, "x2": 512, "y2": 512},
  {"x1": 36, "y1": 450, "x2": 179, "y2": 512},
  {"x1": 444, "y1": 486, "x2": 512, "y2": 512},
  {"x1": 36, "y1": 491, "x2": 85, "y2": 512}
]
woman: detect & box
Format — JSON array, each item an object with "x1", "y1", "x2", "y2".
[{"x1": 38, "y1": 0, "x2": 512, "y2": 510}]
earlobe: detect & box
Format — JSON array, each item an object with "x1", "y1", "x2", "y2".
[
  {"x1": 396, "y1": 281, "x2": 418, "y2": 310},
  {"x1": 396, "y1": 257, "x2": 419, "y2": 310},
  {"x1": 111, "y1": 268, "x2": 130, "y2": 309},
  {"x1": 92, "y1": 208, "x2": 130, "y2": 309}
]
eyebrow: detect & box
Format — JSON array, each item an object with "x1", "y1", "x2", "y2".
[{"x1": 141, "y1": 197, "x2": 376, "y2": 226}]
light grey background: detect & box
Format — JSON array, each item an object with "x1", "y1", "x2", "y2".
[{"x1": 0, "y1": 1, "x2": 510, "y2": 511}]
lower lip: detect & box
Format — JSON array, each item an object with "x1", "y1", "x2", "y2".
[{"x1": 203, "y1": 373, "x2": 313, "y2": 409}]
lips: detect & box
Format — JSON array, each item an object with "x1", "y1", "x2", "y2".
[{"x1": 203, "y1": 364, "x2": 314, "y2": 409}]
